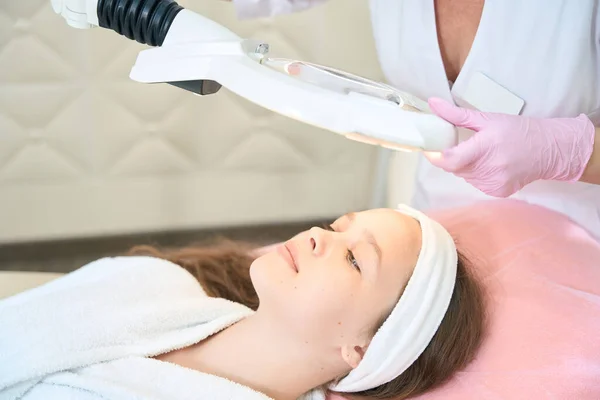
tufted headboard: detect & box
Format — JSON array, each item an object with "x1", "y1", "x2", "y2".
[{"x1": 0, "y1": 0, "x2": 386, "y2": 244}]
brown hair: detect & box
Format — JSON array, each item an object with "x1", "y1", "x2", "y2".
[{"x1": 128, "y1": 240, "x2": 485, "y2": 399}]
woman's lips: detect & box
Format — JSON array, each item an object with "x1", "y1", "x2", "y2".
[{"x1": 277, "y1": 243, "x2": 298, "y2": 272}]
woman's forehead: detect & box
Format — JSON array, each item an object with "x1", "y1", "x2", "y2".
[
  {"x1": 339, "y1": 208, "x2": 416, "y2": 228},
  {"x1": 354, "y1": 210, "x2": 422, "y2": 299},
  {"x1": 341, "y1": 209, "x2": 421, "y2": 258}
]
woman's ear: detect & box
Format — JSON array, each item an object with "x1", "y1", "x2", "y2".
[{"x1": 340, "y1": 344, "x2": 368, "y2": 369}]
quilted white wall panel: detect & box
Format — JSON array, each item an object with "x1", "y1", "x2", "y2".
[{"x1": 0, "y1": 0, "x2": 386, "y2": 243}]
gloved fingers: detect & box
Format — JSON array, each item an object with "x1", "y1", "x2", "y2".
[
  {"x1": 441, "y1": 157, "x2": 519, "y2": 197},
  {"x1": 428, "y1": 97, "x2": 489, "y2": 131},
  {"x1": 459, "y1": 172, "x2": 520, "y2": 198},
  {"x1": 286, "y1": 62, "x2": 302, "y2": 76},
  {"x1": 426, "y1": 136, "x2": 483, "y2": 173},
  {"x1": 476, "y1": 182, "x2": 515, "y2": 197}
]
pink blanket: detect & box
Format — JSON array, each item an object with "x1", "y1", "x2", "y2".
[{"x1": 329, "y1": 199, "x2": 600, "y2": 399}]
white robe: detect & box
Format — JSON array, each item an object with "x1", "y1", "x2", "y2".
[{"x1": 0, "y1": 256, "x2": 324, "y2": 400}]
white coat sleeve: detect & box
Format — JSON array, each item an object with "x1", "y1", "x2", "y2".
[{"x1": 231, "y1": 0, "x2": 329, "y2": 19}]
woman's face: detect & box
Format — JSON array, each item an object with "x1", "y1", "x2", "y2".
[{"x1": 250, "y1": 208, "x2": 422, "y2": 367}]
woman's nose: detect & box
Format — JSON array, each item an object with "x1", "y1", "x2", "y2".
[{"x1": 308, "y1": 227, "x2": 327, "y2": 256}]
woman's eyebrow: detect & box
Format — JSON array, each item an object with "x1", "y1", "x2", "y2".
[{"x1": 343, "y1": 212, "x2": 382, "y2": 266}]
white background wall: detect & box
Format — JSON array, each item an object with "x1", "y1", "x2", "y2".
[{"x1": 0, "y1": 0, "x2": 417, "y2": 244}]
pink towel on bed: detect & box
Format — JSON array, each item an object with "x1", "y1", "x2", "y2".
[{"x1": 329, "y1": 199, "x2": 600, "y2": 400}]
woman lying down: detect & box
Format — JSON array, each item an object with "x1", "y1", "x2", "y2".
[{"x1": 0, "y1": 205, "x2": 485, "y2": 400}]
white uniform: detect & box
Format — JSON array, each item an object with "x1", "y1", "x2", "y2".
[{"x1": 234, "y1": 0, "x2": 600, "y2": 239}]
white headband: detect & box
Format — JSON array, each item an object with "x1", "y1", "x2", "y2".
[{"x1": 330, "y1": 204, "x2": 458, "y2": 393}]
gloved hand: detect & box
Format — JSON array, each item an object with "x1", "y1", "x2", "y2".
[{"x1": 426, "y1": 98, "x2": 596, "y2": 197}]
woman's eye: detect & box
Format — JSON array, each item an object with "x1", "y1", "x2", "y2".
[
  {"x1": 346, "y1": 250, "x2": 361, "y2": 272},
  {"x1": 325, "y1": 225, "x2": 360, "y2": 272}
]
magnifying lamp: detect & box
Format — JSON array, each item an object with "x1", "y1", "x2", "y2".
[{"x1": 51, "y1": 0, "x2": 457, "y2": 152}]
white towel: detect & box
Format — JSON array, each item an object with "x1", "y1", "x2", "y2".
[{"x1": 0, "y1": 256, "x2": 288, "y2": 400}]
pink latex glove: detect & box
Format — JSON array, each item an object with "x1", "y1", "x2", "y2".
[{"x1": 426, "y1": 98, "x2": 595, "y2": 197}]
